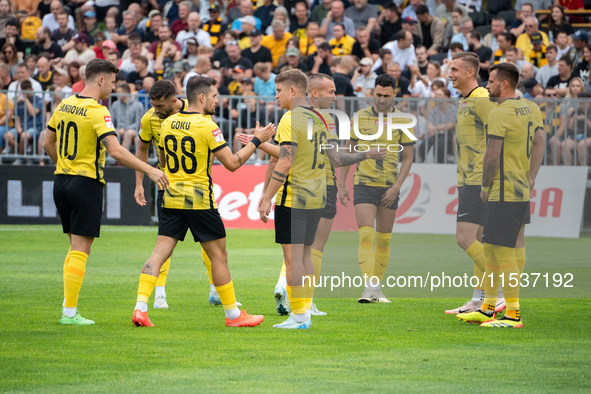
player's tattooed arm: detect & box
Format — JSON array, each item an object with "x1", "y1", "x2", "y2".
[
  {"x1": 278, "y1": 145, "x2": 294, "y2": 161},
  {"x1": 272, "y1": 170, "x2": 287, "y2": 183},
  {"x1": 481, "y1": 137, "x2": 502, "y2": 188},
  {"x1": 101, "y1": 136, "x2": 110, "y2": 150}
]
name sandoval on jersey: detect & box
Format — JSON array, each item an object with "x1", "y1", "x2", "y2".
[{"x1": 57, "y1": 104, "x2": 88, "y2": 117}]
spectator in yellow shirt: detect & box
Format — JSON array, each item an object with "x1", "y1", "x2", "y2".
[
  {"x1": 329, "y1": 23, "x2": 355, "y2": 56},
  {"x1": 261, "y1": 19, "x2": 292, "y2": 67},
  {"x1": 516, "y1": 17, "x2": 549, "y2": 62}
]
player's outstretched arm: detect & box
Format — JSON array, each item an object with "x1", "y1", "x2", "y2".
[
  {"x1": 214, "y1": 122, "x2": 276, "y2": 172},
  {"x1": 101, "y1": 135, "x2": 169, "y2": 190},
  {"x1": 530, "y1": 128, "x2": 546, "y2": 189},
  {"x1": 258, "y1": 144, "x2": 294, "y2": 223},
  {"x1": 42, "y1": 128, "x2": 58, "y2": 164},
  {"x1": 134, "y1": 140, "x2": 151, "y2": 206},
  {"x1": 326, "y1": 144, "x2": 387, "y2": 167},
  {"x1": 236, "y1": 133, "x2": 280, "y2": 158},
  {"x1": 480, "y1": 137, "x2": 503, "y2": 204},
  {"x1": 382, "y1": 143, "x2": 414, "y2": 207}
]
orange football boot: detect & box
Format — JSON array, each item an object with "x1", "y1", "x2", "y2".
[
  {"x1": 133, "y1": 309, "x2": 154, "y2": 327},
  {"x1": 225, "y1": 310, "x2": 264, "y2": 327}
]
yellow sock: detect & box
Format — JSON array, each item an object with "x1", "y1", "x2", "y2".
[
  {"x1": 64, "y1": 251, "x2": 88, "y2": 308},
  {"x1": 466, "y1": 241, "x2": 485, "y2": 289},
  {"x1": 215, "y1": 281, "x2": 237, "y2": 310},
  {"x1": 515, "y1": 247, "x2": 526, "y2": 276},
  {"x1": 495, "y1": 245, "x2": 519, "y2": 307},
  {"x1": 63, "y1": 247, "x2": 72, "y2": 286},
  {"x1": 505, "y1": 305, "x2": 520, "y2": 320},
  {"x1": 374, "y1": 232, "x2": 392, "y2": 282},
  {"x1": 201, "y1": 249, "x2": 213, "y2": 284},
  {"x1": 311, "y1": 249, "x2": 322, "y2": 287},
  {"x1": 482, "y1": 243, "x2": 498, "y2": 314},
  {"x1": 280, "y1": 261, "x2": 286, "y2": 279},
  {"x1": 358, "y1": 226, "x2": 375, "y2": 279},
  {"x1": 287, "y1": 285, "x2": 306, "y2": 315},
  {"x1": 304, "y1": 275, "x2": 314, "y2": 310},
  {"x1": 137, "y1": 273, "x2": 158, "y2": 303},
  {"x1": 155, "y1": 257, "x2": 171, "y2": 287}
]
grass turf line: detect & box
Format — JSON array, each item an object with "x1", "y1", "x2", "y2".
[{"x1": 0, "y1": 225, "x2": 589, "y2": 393}]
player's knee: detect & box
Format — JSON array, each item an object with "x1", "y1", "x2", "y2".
[{"x1": 456, "y1": 233, "x2": 471, "y2": 250}]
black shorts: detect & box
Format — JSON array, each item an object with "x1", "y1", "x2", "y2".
[
  {"x1": 157, "y1": 189, "x2": 164, "y2": 216},
  {"x1": 353, "y1": 184, "x2": 399, "y2": 210},
  {"x1": 158, "y1": 207, "x2": 226, "y2": 242},
  {"x1": 321, "y1": 185, "x2": 338, "y2": 219},
  {"x1": 457, "y1": 185, "x2": 485, "y2": 225},
  {"x1": 274, "y1": 205, "x2": 323, "y2": 246},
  {"x1": 53, "y1": 174, "x2": 104, "y2": 238},
  {"x1": 482, "y1": 201, "x2": 529, "y2": 248}
]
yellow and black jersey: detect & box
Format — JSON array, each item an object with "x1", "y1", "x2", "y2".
[
  {"x1": 351, "y1": 106, "x2": 415, "y2": 188},
  {"x1": 529, "y1": 46, "x2": 547, "y2": 68},
  {"x1": 139, "y1": 99, "x2": 188, "y2": 170},
  {"x1": 456, "y1": 87, "x2": 497, "y2": 187},
  {"x1": 47, "y1": 94, "x2": 117, "y2": 185},
  {"x1": 486, "y1": 98, "x2": 543, "y2": 203},
  {"x1": 203, "y1": 17, "x2": 226, "y2": 46},
  {"x1": 329, "y1": 35, "x2": 356, "y2": 56},
  {"x1": 275, "y1": 106, "x2": 338, "y2": 209},
  {"x1": 159, "y1": 110, "x2": 227, "y2": 210},
  {"x1": 493, "y1": 49, "x2": 506, "y2": 64}
]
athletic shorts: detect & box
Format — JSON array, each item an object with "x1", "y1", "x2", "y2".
[
  {"x1": 482, "y1": 201, "x2": 529, "y2": 248},
  {"x1": 158, "y1": 207, "x2": 226, "y2": 242},
  {"x1": 157, "y1": 189, "x2": 164, "y2": 216},
  {"x1": 274, "y1": 205, "x2": 323, "y2": 246},
  {"x1": 353, "y1": 184, "x2": 399, "y2": 210},
  {"x1": 53, "y1": 174, "x2": 104, "y2": 238},
  {"x1": 457, "y1": 185, "x2": 485, "y2": 225},
  {"x1": 321, "y1": 185, "x2": 338, "y2": 219}
]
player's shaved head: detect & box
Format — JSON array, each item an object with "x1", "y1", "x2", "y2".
[
  {"x1": 307, "y1": 73, "x2": 333, "y2": 95},
  {"x1": 186, "y1": 76, "x2": 216, "y2": 105},
  {"x1": 307, "y1": 73, "x2": 335, "y2": 109},
  {"x1": 85, "y1": 58, "x2": 119, "y2": 81},
  {"x1": 452, "y1": 52, "x2": 480, "y2": 78},
  {"x1": 275, "y1": 69, "x2": 307, "y2": 95},
  {"x1": 489, "y1": 62, "x2": 520, "y2": 89}
]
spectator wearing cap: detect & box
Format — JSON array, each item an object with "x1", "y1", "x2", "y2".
[
  {"x1": 311, "y1": 0, "x2": 332, "y2": 23},
  {"x1": 220, "y1": 41, "x2": 253, "y2": 83},
  {"x1": 254, "y1": 0, "x2": 276, "y2": 32},
  {"x1": 351, "y1": 26, "x2": 380, "y2": 63},
  {"x1": 401, "y1": 15, "x2": 421, "y2": 47},
  {"x1": 52, "y1": 67, "x2": 72, "y2": 96},
  {"x1": 203, "y1": 4, "x2": 226, "y2": 49},
  {"x1": 401, "y1": 0, "x2": 431, "y2": 21},
  {"x1": 515, "y1": 17, "x2": 550, "y2": 61},
  {"x1": 184, "y1": 38, "x2": 199, "y2": 67},
  {"x1": 110, "y1": 82, "x2": 144, "y2": 152},
  {"x1": 176, "y1": 11, "x2": 212, "y2": 53},
  {"x1": 261, "y1": 20, "x2": 293, "y2": 67},
  {"x1": 51, "y1": 11, "x2": 76, "y2": 53},
  {"x1": 30, "y1": 26, "x2": 62, "y2": 59},
  {"x1": 523, "y1": 77, "x2": 543, "y2": 98},
  {"x1": 141, "y1": 10, "x2": 163, "y2": 44},
  {"x1": 198, "y1": 0, "x2": 224, "y2": 23},
  {"x1": 112, "y1": 10, "x2": 144, "y2": 54},
  {"x1": 64, "y1": 34, "x2": 96, "y2": 65},
  {"x1": 0, "y1": 18, "x2": 27, "y2": 56},
  {"x1": 237, "y1": 16, "x2": 258, "y2": 50},
  {"x1": 92, "y1": 34, "x2": 114, "y2": 59},
  {"x1": 351, "y1": 57, "x2": 377, "y2": 97},
  {"x1": 241, "y1": 29, "x2": 273, "y2": 72},
  {"x1": 171, "y1": 1, "x2": 191, "y2": 38},
  {"x1": 80, "y1": 11, "x2": 105, "y2": 44},
  {"x1": 375, "y1": 30, "x2": 416, "y2": 74},
  {"x1": 228, "y1": 65, "x2": 246, "y2": 95},
  {"x1": 528, "y1": 32, "x2": 548, "y2": 68},
  {"x1": 253, "y1": 62, "x2": 276, "y2": 97},
  {"x1": 320, "y1": 1, "x2": 356, "y2": 41},
  {"x1": 568, "y1": 30, "x2": 588, "y2": 71},
  {"x1": 376, "y1": 4, "x2": 401, "y2": 46},
  {"x1": 126, "y1": 55, "x2": 157, "y2": 88},
  {"x1": 414, "y1": 4, "x2": 444, "y2": 55},
  {"x1": 329, "y1": 23, "x2": 355, "y2": 56},
  {"x1": 275, "y1": 47, "x2": 308, "y2": 73},
  {"x1": 344, "y1": 0, "x2": 378, "y2": 33},
  {"x1": 231, "y1": 1, "x2": 262, "y2": 32},
  {"x1": 184, "y1": 54, "x2": 212, "y2": 93},
  {"x1": 41, "y1": 1, "x2": 75, "y2": 32}
]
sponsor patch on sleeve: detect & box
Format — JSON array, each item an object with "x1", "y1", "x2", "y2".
[
  {"x1": 104, "y1": 116, "x2": 114, "y2": 129},
  {"x1": 329, "y1": 122, "x2": 337, "y2": 136},
  {"x1": 212, "y1": 128, "x2": 224, "y2": 143}
]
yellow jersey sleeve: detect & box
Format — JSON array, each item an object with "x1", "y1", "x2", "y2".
[
  {"x1": 276, "y1": 111, "x2": 295, "y2": 146},
  {"x1": 91, "y1": 106, "x2": 117, "y2": 139},
  {"x1": 202, "y1": 121, "x2": 228, "y2": 152},
  {"x1": 486, "y1": 107, "x2": 507, "y2": 140},
  {"x1": 138, "y1": 111, "x2": 154, "y2": 143}
]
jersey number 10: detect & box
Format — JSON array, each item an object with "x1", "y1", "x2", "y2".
[
  {"x1": 57, "y1": 120, "x2": 78, "y2": 161},
  {"x1": 164, "y1": 135, "x2": 197, "y2": 174}
]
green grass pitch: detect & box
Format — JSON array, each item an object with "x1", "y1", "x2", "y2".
[{"x1": 1, "y1": 225, "x2": 590, "y2": 393}]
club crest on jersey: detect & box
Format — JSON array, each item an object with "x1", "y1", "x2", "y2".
[
  {"x1": 104, "y1": 116, "x2": 114, "y2": 129},
  {"x1": 212, "y1": 128, "x2": 224, "y2": 143}
]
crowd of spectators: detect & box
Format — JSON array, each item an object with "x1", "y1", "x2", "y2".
[{"x1": 0, "y1": 0, "x2": 590, "y2": 166}]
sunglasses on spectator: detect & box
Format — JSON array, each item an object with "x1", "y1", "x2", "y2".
[
  {"x1": 226, "y1": 40, "x2": 238, "y2": 45},
  {"x1": 545, "y1": 93, "x2": 557, "y2": 97}
]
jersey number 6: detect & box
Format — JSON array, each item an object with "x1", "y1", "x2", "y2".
[
  {"x1": 526, "y1": 121, "x2": 533, "y2": 160},
  {"x1": 164, "y1": 134, "x2": 197, "y2": 174}
]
